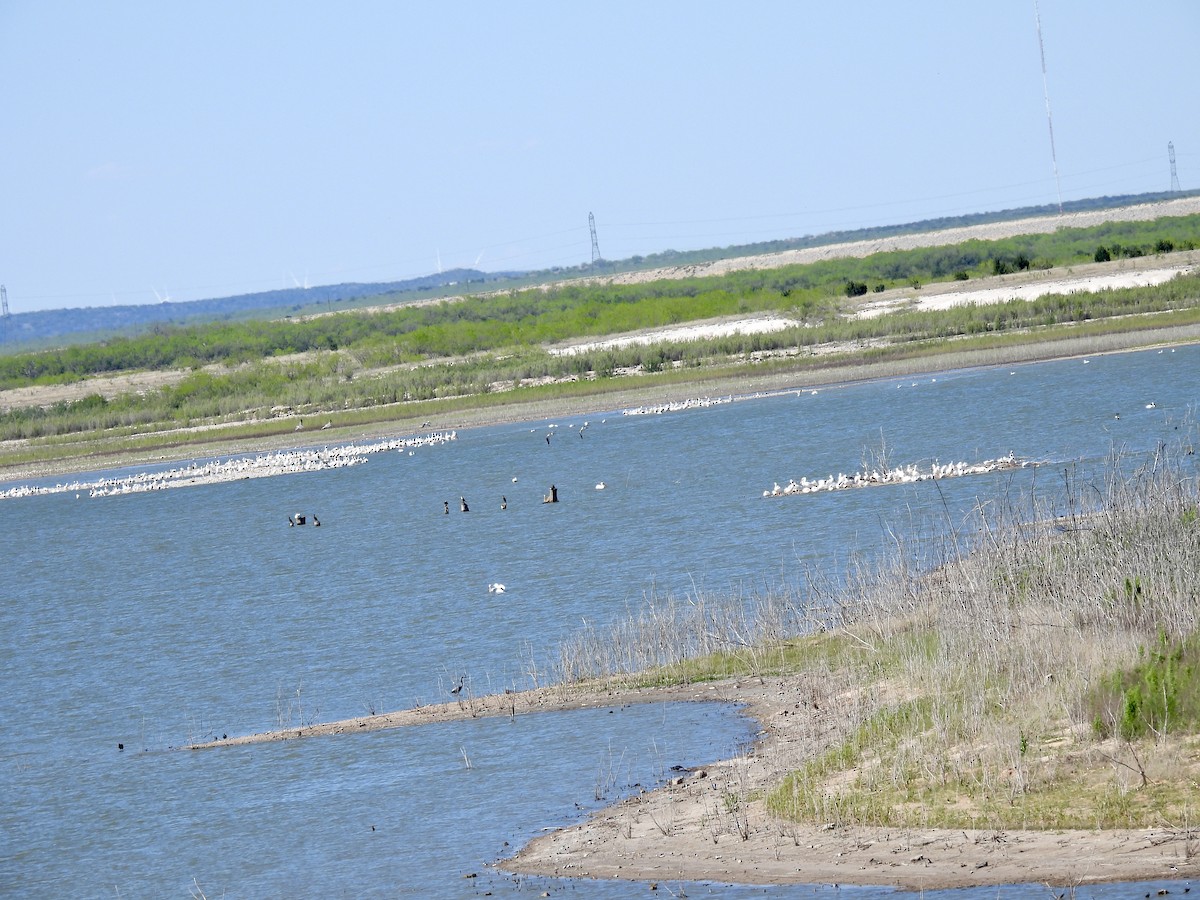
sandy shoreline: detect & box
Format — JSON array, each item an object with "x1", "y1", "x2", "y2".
[{"x1": 187, "y1": 676, "x2": 1199, "y2": 890}]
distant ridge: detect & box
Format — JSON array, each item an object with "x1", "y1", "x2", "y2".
[
  {"x1": 4, "y1": 189, "x2": 1198, "y2": 352},
  {"x1": 1, "y1": 268, "x2": 513, "y2": 350}
]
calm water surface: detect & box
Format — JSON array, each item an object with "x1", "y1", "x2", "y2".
[{"x1": 2, "y1": 346, "x2": 1197, "y2": 897}]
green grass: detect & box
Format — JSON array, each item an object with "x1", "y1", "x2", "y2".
[{"x1": 1087, "y1": 630, "x2": 1200, "y2": 741}]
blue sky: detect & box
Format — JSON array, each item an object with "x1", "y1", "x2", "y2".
[{"x1": 2, "y1": 2, "x2": 1197, "y2": 313}]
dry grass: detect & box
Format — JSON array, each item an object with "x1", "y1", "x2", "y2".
[
  {"x1": 552, "y1": 430, "x2": 1200, "y2": 832},
  {"x1": 781, "y1": 436, "x2": 1200, "y2": 829}
]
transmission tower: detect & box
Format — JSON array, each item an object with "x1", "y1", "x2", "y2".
[
  {"x1": 588, "y1": 212, "x2": 602, "y2": 264},
  {"x1": 0, "y1": 285, "x2": 9, "y2": 344},
  {"x1": 1169, "y1": 142, "x2": 1181, "y2": 193},
  {"x1": 1034, "y1": 1, "x2": 1063, "y2": 214}
]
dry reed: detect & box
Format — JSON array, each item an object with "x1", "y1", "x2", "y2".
[{"x1": 550, "y1": 425, "x2": 1200, "y2": 830}]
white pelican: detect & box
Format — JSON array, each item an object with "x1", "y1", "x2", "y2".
[{"x1": 488, "y1": 583, "x2": 506, "y2": 593}]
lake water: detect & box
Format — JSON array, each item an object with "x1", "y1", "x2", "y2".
[{"x1": 2, "y1": 345, "x2": 1197, "y2": 897}]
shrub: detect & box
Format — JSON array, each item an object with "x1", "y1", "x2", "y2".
[{"x1": 1088, "y1": 629, "x2": 1200, "y2": 740}]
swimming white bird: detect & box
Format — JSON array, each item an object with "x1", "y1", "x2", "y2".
[
  {"x1": 488, "y1": 583, "x2": 506, "y2": 593},
  {"x1": 1146, "y1": 402, "x2": 1156, "y2": 409},
  {"x1": 595, "y1": 482, "x2": 606, "y2": 490}
]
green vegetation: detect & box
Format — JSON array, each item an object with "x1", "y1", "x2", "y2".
[
  {"x1": 2, "y1": 213, "x2": 1199, "y2": 472},
  {"x1": 5, "y1": 270, "x2": 1199, "y2": 450},
  {"x1": 5, "y1": 213, "x2": 1200, "y2": 387},
  {"x1": 1088, "y1": 629, "x2": 1200, "y2": 740}
]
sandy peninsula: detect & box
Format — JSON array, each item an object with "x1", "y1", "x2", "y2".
[{"x1": 188, "y1": 672, "x2": 1200, "y2": 891}]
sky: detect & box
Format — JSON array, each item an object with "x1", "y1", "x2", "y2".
[{"x1": 2, "y1": 2, "x2": 1197, "y2": 313}]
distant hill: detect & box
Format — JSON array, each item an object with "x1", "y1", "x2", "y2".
[
  {"x1": 3, "y1": 189, "x2": 1198, "y2": 353},
  {"x1": 0, "y1": 268, "x2": 518, "y2": 351}
]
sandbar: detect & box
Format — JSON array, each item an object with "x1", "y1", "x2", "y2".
[{"x1": 187, "y1": 675, "x2": 1199, "y2": 890}]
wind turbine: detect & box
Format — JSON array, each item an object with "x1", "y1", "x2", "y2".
[
  {"x1": 152, "y1": 287, "x2": 172, "y2": 303},
  {"x1": 289, "y1": 271, "x2": 311, "y2": 290}
]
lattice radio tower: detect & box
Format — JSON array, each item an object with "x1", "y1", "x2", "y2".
[
  {"x1": 588, "y1": 212, "x2": 602, "y2": 264},
  {"x1": 1169, "y1": 142, "x2": 1181, "y2": 193}
]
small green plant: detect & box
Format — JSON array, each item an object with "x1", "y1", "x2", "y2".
[{"x1": 1088, "y1": 630, "x2": 1200, "y2": 739}]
